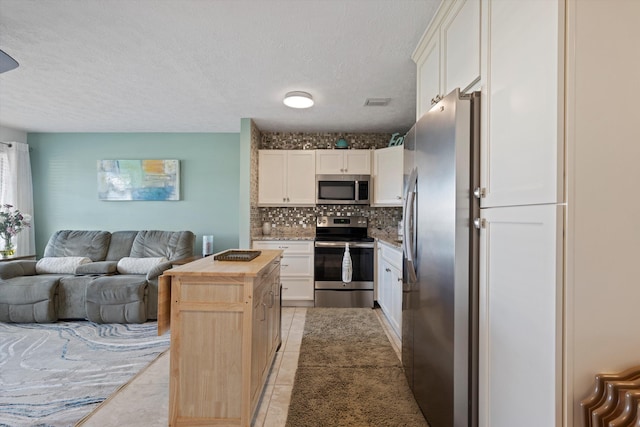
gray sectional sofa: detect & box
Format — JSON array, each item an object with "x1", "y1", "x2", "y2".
[{"x1": 0, "y1": 230, "x2": 194, "y2": 323}]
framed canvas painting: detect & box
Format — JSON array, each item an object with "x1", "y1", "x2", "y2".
[{"x1": 97, "y1": 159, "x2": 180, "y2": 201}]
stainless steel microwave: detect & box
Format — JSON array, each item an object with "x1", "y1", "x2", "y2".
[{"x1": 316, "y1": 174, "x2": 370, "y2": 205}]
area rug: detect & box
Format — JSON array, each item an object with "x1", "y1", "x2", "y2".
[
  {"x1": 0, "y1": 321, "x2": 169, "y2": 427},
  {"x1": 285, "y1": 308, "x2": 429, "y2": 427}
]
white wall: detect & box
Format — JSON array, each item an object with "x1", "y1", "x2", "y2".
[
  {"x1": 0, "y1": 125, "x2": 27, "y2": 143},
  {"x1": 565, "y1": 0, "x2": 640, "y2": 425}
]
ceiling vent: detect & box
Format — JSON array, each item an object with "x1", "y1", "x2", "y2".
[{"x1": 364, "y1": 98, "x2": 390, "y2": 107}]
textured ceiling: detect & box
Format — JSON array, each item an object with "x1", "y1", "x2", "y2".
[{"x1": 0, "y1": 0, "x2": 440, "y2": 134}]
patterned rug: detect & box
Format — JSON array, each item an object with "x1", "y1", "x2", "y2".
[
  {"x1": 285, "y1": 308, "x2": 429, "y2": 426},
  {"x1": 0, "y1": 321, "x2": 169, "y2": 427}
]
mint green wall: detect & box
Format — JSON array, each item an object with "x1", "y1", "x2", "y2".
[
  {"x1": 27, "y1": 133, "x2": 240, "y2": 257},
  {"x1": 238, "y1": 118, "x2": 251, "y2": 249}
]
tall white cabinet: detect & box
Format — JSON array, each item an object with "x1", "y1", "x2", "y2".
[
  {"x1": 413, "y1": 1, "x2": 640, "y2": 426},
  {"x1": 477, "y1": 2, "x2": 564, "y2": 426}
]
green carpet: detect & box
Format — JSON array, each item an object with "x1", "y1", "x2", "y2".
[{"x1": 285, "y1": 308, "x2": 429, "y2": 427}]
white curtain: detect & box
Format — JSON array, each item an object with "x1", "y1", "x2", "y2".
[{"x1": 0, "y1": 142, "x2": 35, "y2": 256}]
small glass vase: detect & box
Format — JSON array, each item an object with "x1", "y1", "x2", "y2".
[{"x1": 0, "y1": 237, "x2": 15, "y2": 258}]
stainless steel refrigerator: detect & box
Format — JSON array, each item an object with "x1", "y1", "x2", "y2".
[{"x1": 402, "y1": 88, "x2": 480, "y2": 427}]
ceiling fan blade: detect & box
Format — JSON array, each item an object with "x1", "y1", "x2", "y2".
[{"x1": 0, "y1": 49, "x2": 19, "y2": 73}]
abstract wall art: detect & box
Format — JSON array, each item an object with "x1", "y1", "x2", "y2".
[{"x1": 97, "y1": 159, "x2": 180, "y2": 201}]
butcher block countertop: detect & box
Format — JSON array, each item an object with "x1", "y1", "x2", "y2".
[{"x1": 163, "y1": 249, "x2": 282, "y2": 278}]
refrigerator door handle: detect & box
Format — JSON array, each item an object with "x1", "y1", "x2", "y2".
[{"x1": 403, "y1": 167, "x2": 418, "y2": 283}]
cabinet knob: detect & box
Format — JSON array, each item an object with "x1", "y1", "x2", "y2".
[
  {"x1": 397, "y1": 278, "x2": 403, "y2": 282},
  {"x1": 385, "y1": 268, "x2": 391, "y2": 272},
  {"x1": 473, "y1": 218, "x2": 486, "y2": 230},
  {"x1": 473, "y1": 187, "x2": 486, "y2": 199},
  {"x1": 397, "y1": 195, "x2": 402, "y2": 200}
]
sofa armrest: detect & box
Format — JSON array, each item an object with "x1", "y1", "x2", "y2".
[
  {"x1": 75, "y1": 261, "x2": 118, "y2": 275},
  {"x1": 0, "y1": 260, "x2": 37, "y2": 280},
  {"x1": 146, "y1": 260, "x2": 173, "y2": 281}
]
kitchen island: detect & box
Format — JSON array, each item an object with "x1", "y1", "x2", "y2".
[{"x1": 158, "y1": 249, "x2": 282, "y2": 427}]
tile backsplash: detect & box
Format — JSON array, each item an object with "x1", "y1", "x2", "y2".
[
  {"x1": 254, "y1": 205, "x2": 402, "y2": 240},
  {"x1": 260, "y1": 132, "x2": 392, "y2": 150}
]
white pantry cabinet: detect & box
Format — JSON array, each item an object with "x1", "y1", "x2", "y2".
[
  {"x1": 376, "y1": 240, "x2": 402, "y2": 338},
  {"x1": 252, "y1": 240, "x2": 314, "y2": 306},
  {"x1": 478, "y1": 204, "x2": 563, "y2": 427},
  {"x1": 471, "y1": 1, "x2": 640, "y2": 426},
  {"x1": 258, "y1": 150, "x2": 316, "y2": 206},
  {"x1": 413, "y1": 0, "x2": 480, "y2": 120},
  {"x1": 372, "y1": 145, "x2": 403, "y2": 207},
  {"x1": 479, "y1": 0, "x2": 563, "y2": 208},
  {"x1": 315, "y1": 149, "x2": 371, "y2": 175}
]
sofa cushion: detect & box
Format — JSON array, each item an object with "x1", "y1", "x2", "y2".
[
  {"x1": 43, "y1": 230, "x2": 111, "y2": 261},
  {"x1": 57, "y1": 275, "x2": 97, "y2": 319},
  {"x1": 0, "y1": 277, "x2": 59, "y2": 323},
  {"x1": 85, "y1": 276, "x2": 147, "y2": 323},
  {"x1": 117, "y1": 257, "x2": 168, "y2": 275},
  {"x1": 130, "y1": 230, "x2": 194, "y2": 261},
  {"x1": 35, "y1": 257, "x2": 92, "y2": 274},
  {"x1": 105, "y1": 231, "x2": 138, "y2": 261},
  {"x1": 75, "y1": 261, "x2": 118, "y2": 275}
]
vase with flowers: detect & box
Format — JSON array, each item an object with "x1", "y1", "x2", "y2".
[{"x1": 0, "y1": 204, "x2": 31, "y2": 258}]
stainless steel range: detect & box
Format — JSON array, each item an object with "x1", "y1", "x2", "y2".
[{"x1": 314, "y1": 216, "x2": 374, "y2": 308}]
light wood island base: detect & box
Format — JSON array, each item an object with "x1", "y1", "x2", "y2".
[{"x1": 158, "y1": 250, "x2": 282, "y2": 427}]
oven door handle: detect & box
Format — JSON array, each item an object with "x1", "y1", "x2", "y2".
[{"x1": 314, "y1": 241, "x2": 374, "y2": 249}]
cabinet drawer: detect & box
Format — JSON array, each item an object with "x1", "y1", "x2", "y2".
[
  {"x1": 253, "y1": 240, "x2": 313, "y2": 255},
  {"x1": 281, "y1": 277, "x2": 314, "y2": 301},
  {"x1": 280, "y1": 254, "x2": 313, "y2": 276}
]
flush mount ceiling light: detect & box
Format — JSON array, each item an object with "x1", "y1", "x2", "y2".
[
  {"x1": 283, "y1": 91, "x2": 314, "y2": 109},
  {"x1": 0, "y1": 49, "x2": 19, "y2": 74}
]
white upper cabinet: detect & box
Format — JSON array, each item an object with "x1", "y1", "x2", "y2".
[
  {"x1": 479, "y1": 0, "x2": 564, "y2": 208},
  {"x1": 316, "y1": 149, "x2": 371, "y2": 175},
  {"x1": 415, "y1": 34, "x2": 441, "y2": 120},
  {"x1": 372, "y1": 145, "x2": 403, "y2": 207},
  {"x1": 442, "y1": 0, "x2": 481, "y2": 95},
  {"x1": 413, "y1": 0, "x2": 481, "y2": 120},
  {"x1": 258, "y1": 150, "x2": 316, "y2": 206}
]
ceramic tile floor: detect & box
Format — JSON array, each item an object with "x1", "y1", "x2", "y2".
[{"x1": 79, "y1": 307, "x2": 401, "y2": 427}]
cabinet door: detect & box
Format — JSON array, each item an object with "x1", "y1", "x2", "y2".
[
  {"x1": 373, "y1": 146, "x2": 403, "y2": 206},
  {"x1": 258, "y1": 151, "x2": 286, "y2": 205},
  {"x1": 316, "y1": 150, "x2": 345, "y2": 174},
  {"x1": 478, "y1": 204, "x2": 562, "y2": 427},
  {"x1": 250, "y1": 283, "x2": 268, "y2": 402},
  {"x1": 480, "y1": 0, "x2": 563, "y2": 207},
  {"x1": 388, "y1": 263, "x2": 402, "y2": 338},
  {"x1": 378, "y1": 257, "x2": 392, "y2": 321},
  {"x1": 442, "y1": 0, "x2": 480, "y2": 94},
  {"x1": 415, "y1": 33, "x2": 441, "y2": 120},
  {"x1": 286, "y1": 150, "x2": 316, "y2": 204},
  {"x1": 344, "y1": 150, "x2": 371, "y2": 175}
]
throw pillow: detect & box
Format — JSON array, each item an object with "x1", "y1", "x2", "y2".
[
  {"x1": 117, "y1": 257, "x2": 168, "y2": 275},
  {"x1": 35, "y1": 256, "x2": 93, "y2": 274}
]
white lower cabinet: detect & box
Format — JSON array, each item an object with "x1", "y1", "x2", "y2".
[
  {"x1": 478, "y1": 204, "x2": 562, "y2": 427},
  {"x1": 252, "y1": 240, "x2": 314, "y2": 306},
  {"x1": 376, "y1": 240, "x2": 402, "y2": 338}
]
